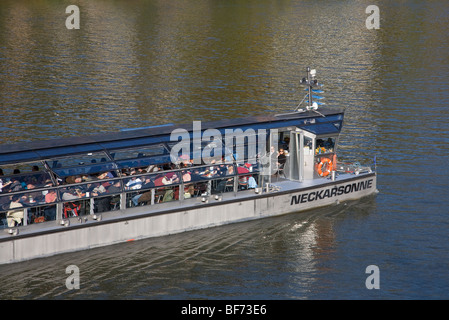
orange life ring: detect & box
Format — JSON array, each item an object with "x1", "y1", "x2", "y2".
[{"x1": 317, "y1": 158, "x2": 333, "y2": 177}]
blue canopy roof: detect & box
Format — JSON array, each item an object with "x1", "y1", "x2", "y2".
[{"x1": 0, "y1": 107, "x2": 344, "y2": 167}]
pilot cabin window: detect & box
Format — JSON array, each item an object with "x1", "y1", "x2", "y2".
[{"x1": 315, "y1": 137, "x2": 336, "y2": 155}]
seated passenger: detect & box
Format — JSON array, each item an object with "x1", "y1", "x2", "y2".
[
  {"x1": 153, "y1": 174, "x2": 165, "y2": 187},
  {"x1": 43, "y1": 179, "x2": 53, "y2": 187},
  {"x1": 95, "y1": 194, "x2": 111, "y2": 213},
  {"x1": 183, "y1": 185, "x2": 194, "y2": 198},
  {"x1": 45, "y1": 189, "x2": 57, "y2": 204},
  {"x1": 65, "y1": 176, "x2": 76, "y2": 184},
  {"x1": 238, "y1": 176, "x2": 248, "y2": 189},
  {"x1": 8, "y1": 178, "x2": 23, "y2": 192},
  {"x1": 91, "y1": 183, "x2": 107, "y2": 196},
  {"x1": 134, "y1": 190, "x2": 152, "y2": 206},
  {"x1": 162, "y1": 173, "x2": 179, "y2": 185},
  {"x1": 141, "y1": 177, "x2": 155, "y2": 189},
  {"x1": 145, "y1": 165, "x2": 161, "y2": 173},
  {"x1": 189, "y1": 170, "x2": 202, "y2": 181},
  {"x1": 44, "y1": 189, "x2": 57, "y2": 221},
  {"x1": 0, "y1": 177, "x2": 12, "y2": 193},
  {"x1": 61, "y1": 188, "x2": 84, "y2": 201},
  {"x1": 180, "y1": 155, "x2": 191, "y2": 167},
  {"x1": 130, "y1": 177, "x2": 154, "y2": 206},
  {"x1": 97, "y1": 172, "x2": 109, "y2": 180},
  {"x1": 215, "y1": 179, "x2": 229, "y2": 193},
  {"x1": 248, "y1": 176, "x2": 258, "y2": 189},
  {"x1": 21, "y1": 184, "x2": 43, "y2": 203},
  {"x1": 125, "y1": 176, "x2": 142, "y2": 190},
  {"x1": 107, "y1": 181, "x2": 122, "y2": 194},
  {"x1": 237, "y1": 165, "x2": 249, "y2": 174},
  {"x1": 162, "y1": 189, "x2": 174, "y2": 202},
  {"x1": 226, "y1": 165, "x2": 234, "y2": 175},
  {"x1": 6, "y1": 195, "x2": 24, "y2": 227},
  {"x1": 215, "y1": 164, "x2": 228, "y2": 176},
  {"x1": 182, "y1": 171, "x2": 191, "y2": 182}
]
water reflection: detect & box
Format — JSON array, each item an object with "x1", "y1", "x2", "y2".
[
  {"x1": 1, "y1": 201, "x2": 363, "y2": 299},
  {"x1": 1, "y1": 0, "x2": 387, "y2": 144}
]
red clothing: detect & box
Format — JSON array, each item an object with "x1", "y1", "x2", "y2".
[
  {"x1": 154, "y1": 176, "x2": 164, "y2": 187},
  {"x1": 45, "y1": 192, "x2": 57, "y2": 203},
  {"x1": 237, "y1": 167, "x2": 249, "y2": 174}
]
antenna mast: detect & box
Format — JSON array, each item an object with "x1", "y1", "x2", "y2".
[{"x1": 295, "y1": 67, "x2": 325, "y2": 116}]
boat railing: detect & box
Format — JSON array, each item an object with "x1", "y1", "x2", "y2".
[
  {"x1": 0, "y1": 160, "x2": 265, "y2": 230},
  {"x1": 335, "y1": 161, "x2": 373, "y2": 175}
]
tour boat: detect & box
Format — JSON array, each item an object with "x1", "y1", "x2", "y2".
[{"x1": 0, "y1": 68, "x2": 377, "y2": 264}]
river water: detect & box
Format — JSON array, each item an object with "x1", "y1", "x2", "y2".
[{"x1": 0, "y1": 0, "x2": 448, "y2": 300}]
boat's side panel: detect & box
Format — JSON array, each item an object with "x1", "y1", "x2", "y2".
[
  {"x1": 0, "y1": 174, "x2": 376, "y2": 264},
  {"x1": 2, "y1": 201, "x2": 259, "y2": 263},
  {"x1": 0, "y1": 241, "x2": 14, "y2": 264},
  {"x1": 267, "y1": 174, "x2": 377, "y2": 217}
]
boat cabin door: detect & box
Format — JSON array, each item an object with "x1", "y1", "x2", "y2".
[
  {"x1": 301, "y1": 130, "x2": 316, "y2": 180},
  {"x1": 285, "y1": 130, "x2": 302, "y2": 181},
  {"x1": 286, "y1": 129, "x2": 315, "y2": 181}
]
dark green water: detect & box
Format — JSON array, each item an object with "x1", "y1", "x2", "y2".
[{"x1": 0, "y1": 0, "x2": 448, "y2": 299}]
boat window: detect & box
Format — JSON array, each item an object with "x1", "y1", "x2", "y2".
[
  {"x1": 153, "y1": 171, "x2": 182, "y2": 187},
  {"x1": 60, "y1": 198, "x2": 89, "y2": 217},
  {"x1": 0, "y1": 150, "x2": 41, "y2": 165},
  {"x1": 46, "y1": 151, "x2": 111, "y2": 170},
  {"x1": 52, "y1": 162, "x2": 118, "y2": 184},
  {"x1": 181, "y1": 164, "x2": 234, "y2": 183},
  {"x1": 155, "y1": 185, "x2": 179, "y2": 204},
  {"x1": 34, "y1": 144, "x2": 105, "y2": 159},
  {"x1": 0, "y1": 162, "x2": 45, "y2": 176},
  {"x1": 167, "y1": 138, "x2": 231, "y2": 166},
  {"x1": 46, "y1": 152, "x2": 119, "y2": 184},
  {"x1": 127, "y1": 183, "x2": 180, "y2": 208},
  {"x1": 201, "y1": 138, "x2": 233, "y2": 164},
  {"x1": 304, "y1": 136, "x2": 314, "y2": 155},
  {"x1": 94, "y1": 193, "x2": 121, "y2": 214},
  {"x1": 121, "y1": 171, "x2": 177, "y2": 192},
  {"x1": 0, "y1": 211, "x2": 9, "y2": 229},
  {"x1": 223, "y1": 132, "x2": 262, "y2": 165},
  {"x1": 236, "y1": 161, "x2": 260, "y2": 174},
  {"x1": 167, "y1": 140, "x2": 193, "y2": 165},
  {"x1": 99, "y1": 135, "x2": 169, "y2": 150},
  {"x1": 277, "y1": 131, "x2": 291, "y2": 152},
  {"x1": 27, "y1": 203, "x2": 58, "y2": 224},
  {"x1": 315, "y1": 137, "x2": 336, "y2": 155},
  {"x1": 0, "y1": 187, "x2": 58, "y2": 206},
  {"x1": 303, "y1": 123, "x2": 341, "y2": 135},
  {"x1": 0, "y1": 187, "x2": 59, "y2": 227},
  {"x1": 115, "y1": 154, "x2": 172, "y2": 174},
  {"x1": 0, "y1": 173, "x2": 53, "y2": 193},
  {"x1": 59, "y1": 179, "x2": 122, "y2": 201},
  {"x1": 235, "y1": 163, "x2": 260, "y2": 191},
  {"x1": 0, "y1": 194, "x2": 25, "y2": 227},
  {"x1": 109, "y1": 144, "x2": 168, "y2": 161}
]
